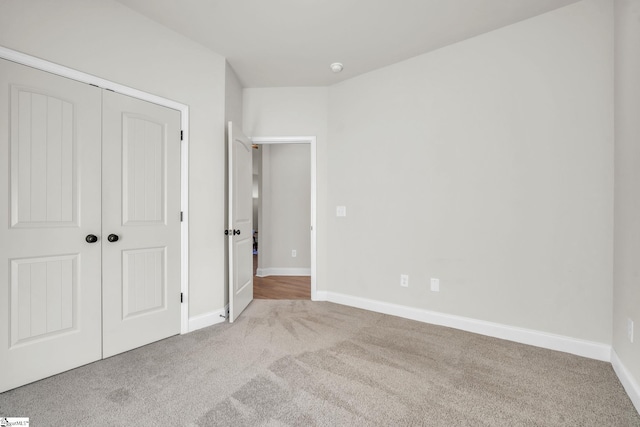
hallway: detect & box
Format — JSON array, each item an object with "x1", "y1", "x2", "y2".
[{"x1": 253, "y1": 255, "x2": 310, "y2": 299}]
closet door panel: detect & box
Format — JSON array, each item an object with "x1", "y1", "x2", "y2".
[
  {"x1": 102, "y1": 90, "x2": 181, "y2": 358},
  {"x1": 0, "y1": 59, "x2": 102, "y2": 393}
]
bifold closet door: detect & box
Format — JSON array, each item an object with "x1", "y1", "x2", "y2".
[
  {"x1": 101, "y1": 91, "x2": 181, "y2": 358},
  {"x1": 0, "y1": 59, "x2": 103, "y2": 392}
]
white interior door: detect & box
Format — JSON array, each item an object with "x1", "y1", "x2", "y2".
[
  {"x1": 101, "y1": 91, "x2": 182, "y2": 358},
  {"x1": 0, "y1": 59, "x2": 103, "y2": 392},
  {"x1": 228, "y1": 121, "x2": 253, "y2": 322}
]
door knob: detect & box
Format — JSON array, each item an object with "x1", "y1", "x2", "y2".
[
  {"x1": 85, "y1": 234, "x2": 98, "y2": 243},
  {"x1": 107, "y1": 234, "x2": 119, "y2": 242}
]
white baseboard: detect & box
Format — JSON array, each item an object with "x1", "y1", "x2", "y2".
[
  {"x1": 188, "y1": 304, "x2": 228, "y2": 332},
  {"x1": 313, "y1": 291, "x2": 328, "y2": 302},
  {"x1": 612, "y1": 350, "x2": 640, "y2": 414},
  {"x1": 320, "y1": 291, "x2": 611, "y2": 362},
  {"x1": 256, "y1": 267, "x2": 311, "y2": 277}
]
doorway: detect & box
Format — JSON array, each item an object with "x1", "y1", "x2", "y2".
[{"x1": 251, "y1": 136, "x2": 317, "y2": 300}]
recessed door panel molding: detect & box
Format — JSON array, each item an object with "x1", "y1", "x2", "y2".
[
  {"x1": 122, "y1": 114, "x2": 166, "y2": 226},
  {"x1": 11, "y1": 86, "x2": 77, "y2": 228},
  {"x1": 122, "y1": 247, "x2": 166, "y2": 318},
  {"x1": 10, "y1": 255, "x2": 77, "y2": 347}
]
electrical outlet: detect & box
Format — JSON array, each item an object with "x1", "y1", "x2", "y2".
[
  {"x1": 400, "y1": 274, "x2": 409, "y2": 287},
  {"x1": 628, "y1": 318, "x2": 634, "y2": 343},
  {"x1": 430, "y1": 278, "x2": 440, "y2": 292},
  {"x1": 336, "y1": 206, "x2": 347, "y2": 217},
  {"x1": 292, "y1": 250, "x2": 297, "y2": 257}
]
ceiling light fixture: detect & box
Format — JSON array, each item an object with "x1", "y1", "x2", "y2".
[{"x1": 330, "y1": 62, "x2": 344, "y2": 73}]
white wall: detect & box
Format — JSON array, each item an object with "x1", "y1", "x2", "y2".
[
  {"x1": 225, "y1": 62, "x2": 244, "y2": 128},
  {"x1": 613, "y1": 0, "x2": 640, "y2": 405},
  {"x1": 258, "y1": 144, "x2": 311, "y2": 273},
  {"x1": 0, "y1": 0, "x2": 227, "y2": 319},
  {"x1": 326, "y1": 0, "x2": 613, "y2": 343},
  {"x1": 244, "y1": 88, "x2": 329, "y2": 284}
]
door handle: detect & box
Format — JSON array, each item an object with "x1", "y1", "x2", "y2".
[
  {"x1": 85, "y1": 234, "x2": 98, "y2": 243},
  {"x1": 107, "y1": 234, "x2": 119, "y2": 242}
]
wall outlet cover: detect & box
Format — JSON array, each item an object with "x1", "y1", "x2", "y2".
[{"x1": 400, "y1": 274, "x2": 409, "y2": 287}]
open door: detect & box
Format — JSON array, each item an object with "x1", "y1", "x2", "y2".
[{"x1": 228, "y1": 121, "x2": 253, "y2": 322}]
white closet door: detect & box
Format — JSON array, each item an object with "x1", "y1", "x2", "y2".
[
  {"x1": 101, "y1": 90, "x2": 181, "y2": 358},
  {"x1": 0, "y1": 59, "x2": 103, "y2": 392}
]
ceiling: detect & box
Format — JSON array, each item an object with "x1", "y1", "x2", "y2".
[{"x1": 115, "y1": 0, "x2": 580, "y2": 88}]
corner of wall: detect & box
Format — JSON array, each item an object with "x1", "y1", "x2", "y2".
[{"x1": 612, "y1": 349, "x2": 640, "y2": 413}]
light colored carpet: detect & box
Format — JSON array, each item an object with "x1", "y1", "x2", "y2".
[{"x1": 0, "y1": 300, "x2": 638, "y2": 426}]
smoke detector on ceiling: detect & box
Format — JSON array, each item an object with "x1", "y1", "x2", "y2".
[{"x1": 330, "y1": 62, "x2": 344, "y2": 73}]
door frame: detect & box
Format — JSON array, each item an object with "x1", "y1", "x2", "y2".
[
  {"x1": 250, "y1": 136, "x2": 317, "y2": 300},
  {"x1": 0, "y1": 46, "x2": 191, "y2": 334}
]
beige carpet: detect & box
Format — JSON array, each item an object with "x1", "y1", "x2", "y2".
[{"x1": 1, "y1": 300, "x2": 638, "y2": 426}]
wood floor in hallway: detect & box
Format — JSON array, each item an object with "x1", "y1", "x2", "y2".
[{"x1": 253, "y1": 255, "x2": 310, "y2": 299}]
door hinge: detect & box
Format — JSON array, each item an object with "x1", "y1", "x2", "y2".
[
  {"x1": 180, "y1": 211, "x2": 183, "y2": 222},
  {"x1": 181, "y1": 292, "x2": 184, "y2": 303},
  {"x1": 180, "y1": 130, "x2": 183, "y2": 141}
]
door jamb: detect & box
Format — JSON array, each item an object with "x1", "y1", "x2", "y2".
[
  {"x1": 250, "y1": 136, "x2": 317, "y2": 300},
  {"x1": 0, "y1": 46, "x2": 191, "y2": 334}
]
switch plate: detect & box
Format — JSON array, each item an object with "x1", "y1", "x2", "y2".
[
  {"x1": 336, "y1": 206, "x2": 347, "y2": 217},
  {"x1": 292, "y1": 250, "x2": 297, "y2": 257},
  {"x1": 629, "y1": 318, "x2": 634, "y2": 343},
  {"x1": 400, "y1": 274, "x2": 409, "y2": 287},
  {"x1": 430, "y1": 278, "x2": 440, "y2": 292}
]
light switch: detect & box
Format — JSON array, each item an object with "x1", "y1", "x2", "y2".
[{"x1": 336, "y1": 206, "x2": 347, "y2": 217}]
